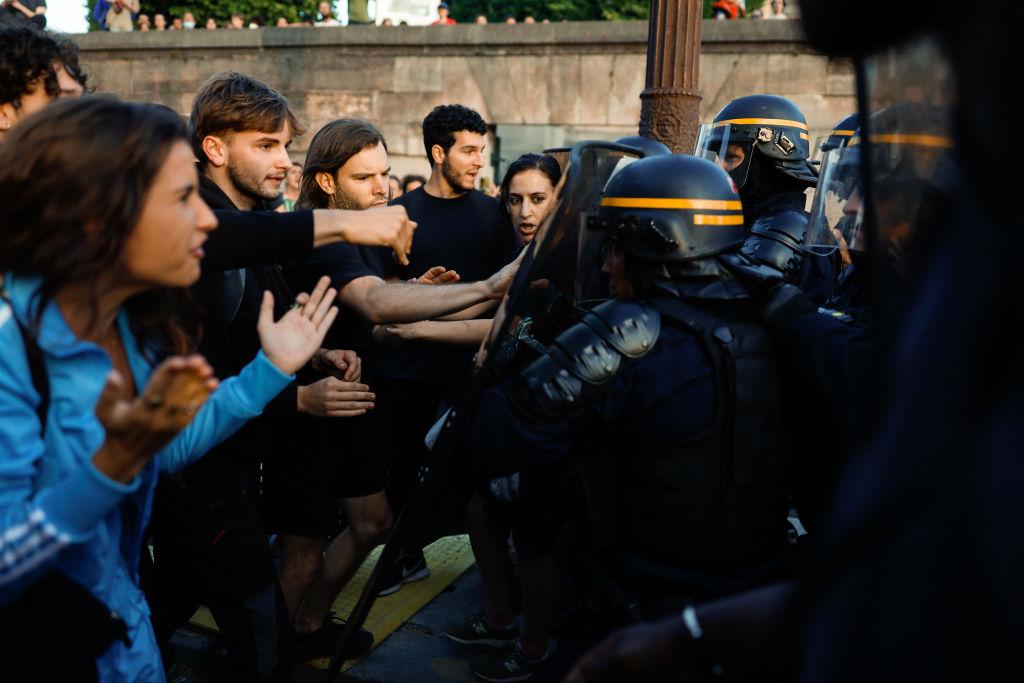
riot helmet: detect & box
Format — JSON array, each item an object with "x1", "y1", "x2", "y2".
[
  {"x1": 818, "y1": 113, "x2": 860, "y2": 155},
  {"x1": 696, "y1": 94, "x2": 817, "y2": 192},
  {"x1": 613, "y1": 135, "x2": 672, "y2": 158},
  {"x1": 583, "y1": 153, "x2": 746, "y2": 266}
]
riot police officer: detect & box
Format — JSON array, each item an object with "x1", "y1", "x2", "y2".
[
  {"x1": 697, "y1": 94, "x2": 834, "y2": 302},
  {"x1": 469, "y1": 153, "x2": 792, "y2": 615}
]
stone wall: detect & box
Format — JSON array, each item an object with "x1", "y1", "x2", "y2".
[{"x1": 74, "y1": 20, "x2": 854, "y2": 182}]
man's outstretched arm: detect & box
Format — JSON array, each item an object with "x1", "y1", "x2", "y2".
[{"x1": 204, "y1": 206, "x2": 415, "y2": 272}]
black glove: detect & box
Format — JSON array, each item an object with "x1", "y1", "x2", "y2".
[{"x1": 718, "y1": 251, "x2": 786, "y2": 298}]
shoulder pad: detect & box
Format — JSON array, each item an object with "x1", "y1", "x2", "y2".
[
  {"x1": 816, "y1": 306, "x2": 854, "y2": 324},
  {"x1": 750, "y1": 207, "x2": 809, "y2": 248},
  {"x1": 518, "y1": 300, "x2": 661, "y2": 416},
  {"x1": 582, "y1": 299, "x2": 661, "y2": 359}
]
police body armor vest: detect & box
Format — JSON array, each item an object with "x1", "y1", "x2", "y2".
[{"x1": 612, "y1": 296, "x2": 790, "y2": 600}]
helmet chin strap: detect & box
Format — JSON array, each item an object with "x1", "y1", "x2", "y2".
[{"x1": 740, "y1": 151, "x2": 810, "y2": 224}]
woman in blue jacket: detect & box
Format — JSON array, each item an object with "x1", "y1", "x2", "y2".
[{"x1": 0, "y1": 96, "x2": 338, "y2": 680}]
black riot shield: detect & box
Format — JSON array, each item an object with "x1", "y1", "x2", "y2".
[
  {"x1": 858, "y1": 35, "x2": 956, "y2": 333},
  {"x1": 322, "y1": 141, "x2": 642, "y2": 681}
]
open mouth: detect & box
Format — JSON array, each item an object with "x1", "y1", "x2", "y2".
[{"x1": 518, "y1": 223, "x2": 537, "y2": 236}]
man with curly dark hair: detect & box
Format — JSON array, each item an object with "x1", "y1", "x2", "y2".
[
  {"x1": 0, "y1": 27, "x2": 85, "y2": 141},
  {"x1": 375, "y1": 104, "x2": 519, "y2": 593}
]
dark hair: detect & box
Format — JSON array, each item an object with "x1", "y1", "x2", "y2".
[
  {"x1": 296, "y1": 118, "x2": 388, "y2": 210},
  {"x1": 498, "y1": 153, "x2": 562, "y2": 220},
  {"x1": 51, "y1": 32, "x2": 90, "y2": 93},
  {"x1": 421, "y1": 103, "x2": 488, "y2": 164},
  {"x1": 0, "y1": 96, "x2": 199, "y2": 355},
  {"x1": 0, "y1": 26, "x2": 61, "y2": 109},
  {"x1": 401, "y1": 174, "x2": 426, "y2": 192},
  {"x1": 189, "y1": 71, "x2": 304, "y2": 167}
]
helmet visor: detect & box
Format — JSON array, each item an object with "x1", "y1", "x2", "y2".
[
  {"x1": 695, "y1": 122, "x2": 752, "y2": 189},
  {"x1": 806, "y1": 145, "x2": 865, "y2": 256}
]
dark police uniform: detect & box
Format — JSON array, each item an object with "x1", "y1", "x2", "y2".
[{"x1": 467, "y1": 153, "x2": 791, "y2": 612}]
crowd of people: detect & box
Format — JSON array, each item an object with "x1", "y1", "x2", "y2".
[
  {"x1": 84, "y1": 0, "x2": 559, "y2": 33},
  {"x1": 2, "y1": 1, "x2": 1020, "y2": 681}
]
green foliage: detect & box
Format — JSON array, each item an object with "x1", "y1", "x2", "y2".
[{"x1": 451, "y1": 0, "x2": 649, "y2": 22}]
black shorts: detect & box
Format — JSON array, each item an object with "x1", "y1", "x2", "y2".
[{"x1": 260, "y1": 410, "x2": 386, "y2": 538}]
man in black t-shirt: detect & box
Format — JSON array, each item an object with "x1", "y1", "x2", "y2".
[
  {"x1": 278, "y1": 116, "x2": 521, "y2": 651},
  {"x1": 377, "y1": 104, "x2": 518, "y2": 591}
]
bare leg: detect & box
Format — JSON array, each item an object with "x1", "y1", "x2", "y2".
[
  {"x1": 513, "y1": 526, "x2": 558, "y2": 655},
  {"x1": 294, "y1": 490, "x2": 393, "y2": 633},
  {"x1": 465, "y1": 493, "x2": 516, "y2": 618},
  {"x1": 277, "y1": 534, "x2": 324, "y2": 619}
]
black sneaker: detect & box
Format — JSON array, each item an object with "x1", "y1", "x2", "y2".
[
  {"x1": 293, "y1": 617, "x2": 374, "y2": 661},
  {"x1": 471, "y1": 641, "x2": 548, "y2": 682},
  {"x1": 376, "y1": 550, "x2": 431, "y2": 597},
  {"x1": 444, "y1": 610, "x2": 519, "y2": 647}
]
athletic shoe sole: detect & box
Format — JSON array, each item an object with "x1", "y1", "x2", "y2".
[
  {"x1": 376, "y1": 563, "x2": 430, "y2": 597},
  {"x1": 445, "y1": 632, "x2": 518, "y2": 648}
]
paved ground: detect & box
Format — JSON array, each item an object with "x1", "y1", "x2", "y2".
[{"x1": 169, "y1": 566, "x2": 486, "y2": 683}]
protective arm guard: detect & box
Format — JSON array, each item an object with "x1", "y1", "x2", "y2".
[
  {"x1": 742, "y1": 207, "x2": 809, "y2": 282},
  {"x1": 511, "y1": 299, "x2": 661, "y2": 420}
]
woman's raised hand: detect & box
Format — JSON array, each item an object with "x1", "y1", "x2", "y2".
[
  {"x1": 93, "y1": 355, "x2": 217, "y2": 483},
  {"x1": 257, "y1": 276, "x2": 339, "y2": 375}
]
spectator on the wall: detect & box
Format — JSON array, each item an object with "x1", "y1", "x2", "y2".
[
  {"x1": 314, "y1": 1, "x2": 339, "y2": 25},
  {"x1": 474, "y1": 14, "x2": 486, "y2": 24},
  {"x1": 504, "y1": 15, "x2": 515, "y2": 24},
  {"x1": 137, "y1": 12, "x2": 150, "y2": 30},
  {"x1": 204, "y1": 16, "x2": 216, "y2": 28},
  {"x1": 182, "y1": 11, "x2": 196, "y2": 28},
  {"x1": 764, "y1": 0, "x2": 788, "y2": 19},
  {"x1": 0, "y1": 0, "x2": 46, "y2": 29},
  {"x1": 348, "y1": 0, "x2": 371, "y2": 25},
  {"x1": 104, "y1": 0, "x2": 138, "y2": 31},
  {"x1": 711, "y1": 0, "x2": 746, "y2": 19},
  {"x1": 170, "y1": 16, "x2": 183, "y2": 29},
  {"x1": 229, "y1": 12, "x2": 244, "y2": 28},
  {"x1": 431, "y1": 1, "x2": 455, "y2": 25},
  {"x1": 275, "y1": 16, "x2": 287, "y2": 27},
  {"x1": 153, "y1": 12, "x2": 166, "y2": 29}
]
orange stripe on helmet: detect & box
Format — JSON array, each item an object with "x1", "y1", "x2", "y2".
[
  {"x1": 600, "y1": 197, "x2": 742, "y2": 211},
  {"x1": 693, "y1": 214, "x2": 745, "y2": 226},
  {"x1": 713, "y1": 117, "x2": 809, "y2": 131}
]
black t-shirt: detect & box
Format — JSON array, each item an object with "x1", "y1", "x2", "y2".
[
  {"x1": 378, "y1": 187, "x2": 517, "y2": 383},
  {"x1": 282, "y1": 242, "x2": 385, "y2": 357}
]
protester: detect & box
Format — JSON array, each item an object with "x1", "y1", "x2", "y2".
[
  {"x1": 0, "y1": 26, "x2": 85, "y2": 143},
  {"x1": 373, "y1": 104, "x2": 518, "y2": 592},
  {"x1": 439, "y1": 153, "x2": 562, "y2": 681},
  {"x1": 0, "y1": 94, "x2": 337, "y2": 682},
  {"x1": 389, "y1": 174, "x2": 403, "y2": 200},
  {"x1": 402, "y1": 173, "x2": 426, "y2": 193},
  {"x1": 378, "y1": 153, "x2": 559, "y2": 346},
  {"x1": 139, "y1": 72, "x2": 372, "y2": 677},
  {"x1": 282, "y1": 160, "x2": 302, "y2": 211}
]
